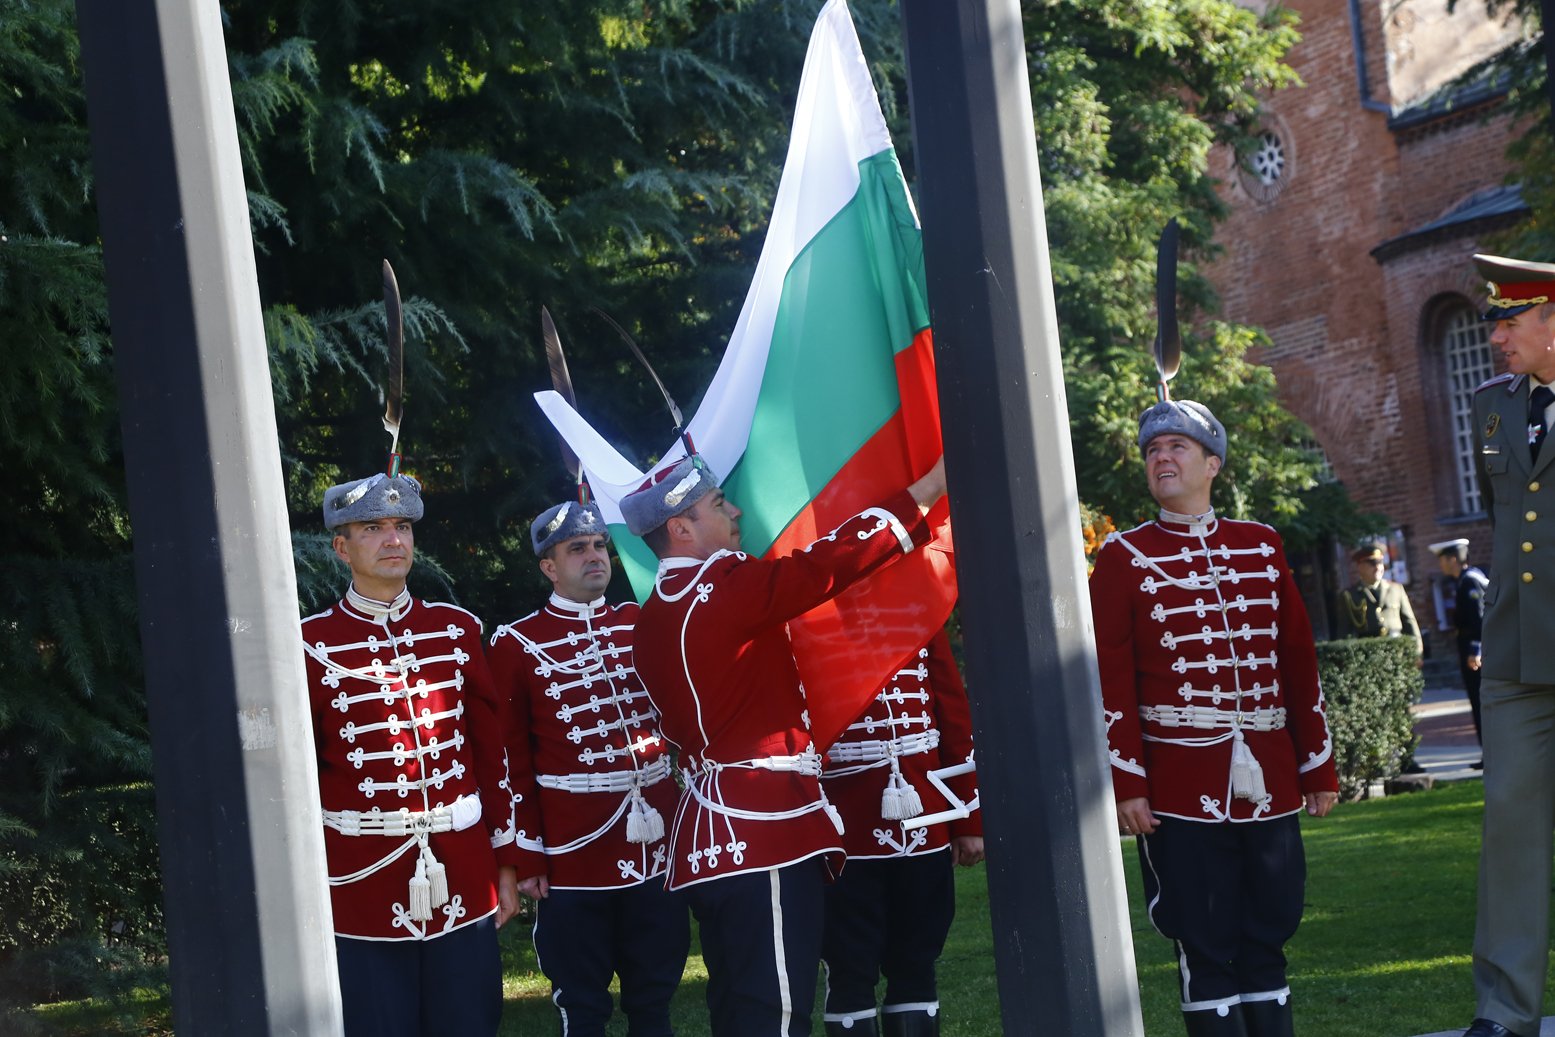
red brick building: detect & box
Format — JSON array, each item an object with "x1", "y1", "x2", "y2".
[{"x1": 1204, "y1": 0, "x2": 1531, "y2": 662}]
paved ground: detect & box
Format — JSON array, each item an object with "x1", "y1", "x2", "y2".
[
  {"x1": 1405, "y1": 685, "x2": 1554, "y2": 1037},
  {"x1": 1412, "y1": 683, "x2": 1484, "y2": 781}
]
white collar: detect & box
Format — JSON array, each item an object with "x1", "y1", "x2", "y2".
[
  {"x1": 346, "y1": 584, "x2": 412, "y2": 622},
  {"x1": 547, "y1": 592, "x2": 607, "y2": 618},
  {"x1": 1157, "y1": 507, "x2": 1217, "y2": 537}
]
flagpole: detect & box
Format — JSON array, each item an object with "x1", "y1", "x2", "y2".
[
  {"x1": 898, "y1": 2, "x2": 1146, "y2": 1034},
  {"x1": 75, "y1": 1, "x2": 343, "y2": 1031}
]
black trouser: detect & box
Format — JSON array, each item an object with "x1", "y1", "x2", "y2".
[
  {"x1": 1460, "y1": 654, "x2": 1484, "y2": 745},
  {"x1": 1137, "y1": 815, "x2": 1306, "y2": 1015},
  {"x1": 820, "y1": 850, "x2": 954, "y2": 1023},
  {"x1": 684, "y1": 858, "x2": 827, "y2": 1036},
  {"x1": 533, "y1": 880, "x2": 690, "y2": 1037},
  {"x1": 335, "y1": 914, "x2": 502, "y2": 1037}
]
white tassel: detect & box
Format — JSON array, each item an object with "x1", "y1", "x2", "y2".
[
  {"x1": 626, "y1": 790, "x2": 664, "y2": 844},
  {"x1": 425, "y1": 850, "x2": 449, "y2": 909},
  {"x1": 881, "y1": 781, "x2": 903, "y2": 820},
  {"x1": 1230, "y1": 732, "x2": 1268, "y2": 804},
  {"x1": 408, "y1": 853, "x2": 432, "y2": 921},
  {"x1": 881, "y1": 766, "x2": 923, "y2": 821},
  {"x1": 824, "y1": 799, "x2": 846, "y2": 835}
]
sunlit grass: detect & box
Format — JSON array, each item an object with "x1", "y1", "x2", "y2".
[{"x1": 36, "y1": 781, "x2": 1549, "y2": 1035}]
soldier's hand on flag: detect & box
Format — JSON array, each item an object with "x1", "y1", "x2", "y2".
[
  {"x1": 1116, "y1": 797, "x2": 1159, "y2": 837},
  {"x1": 909, "y1": 456, "x2": 947, "y2": 511}
]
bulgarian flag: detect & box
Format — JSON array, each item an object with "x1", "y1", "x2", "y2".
[{"x1": 536, "y1": 0, "x2": 956, "y2": 750}]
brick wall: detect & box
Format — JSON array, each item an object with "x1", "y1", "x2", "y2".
[{"x1": 1202, "y1": 0, "x2": 1518, "y2": 660}]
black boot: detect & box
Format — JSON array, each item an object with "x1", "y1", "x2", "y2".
[
  {"x1": 1242, "y1": 997, "x2": 1294, "y2": 1037},
  {"x1": 881, "y1": 1007, "x2": 939, "y2": 1037},
  {"x1": 825, "y1": 1015, "x2": 879, "y2": 1037},
  {"x1": 1182, "y1": 1005, "x2": 1250, "y2": 1037}
]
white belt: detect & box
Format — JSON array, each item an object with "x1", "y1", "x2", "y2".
[
  {"x1": 693, "y1": 749, "x2": 823, "y2": 777},
  {"x1": 1140, "y1": 705, "x2": 1286, "y2": 732},
  {"x1": 322, "y1": 792, "x2": 482, "y2": 924},
  {"x1": 825, "y1": 730, "x2": 940, "y2": 765},
  {"x1": 322, "y1": 791, "x2": 482, "y2": 836},
  {"x1": 536, "y1": 757, "x2": 673, "y2": 794}
]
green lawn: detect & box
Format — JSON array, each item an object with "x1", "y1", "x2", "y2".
[
  {"x1": 498, "y1": 782, "x2": 1548, "y2": 1037},
  {"x1": 33, "y1": 781, "x2": 1555, "y2": 1035}
]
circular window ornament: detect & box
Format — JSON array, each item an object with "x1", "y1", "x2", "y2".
[
  {"x1": 1250, "y1": 132, "x2": 1285, "y2": 185},
  {"x1": 1237, "y1": 120, "x2": 1295, "y2": 205}
]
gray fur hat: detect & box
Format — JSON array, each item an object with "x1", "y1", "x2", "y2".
[
  {"x1": 619, "y1": 455, "x2": 720, "y2": 536},
  {"x1": 1137, "y1": 399, "x2": 1227, "y2": 463},
  {"x1": 531, "y1": 501, "x2": 611, "y2": 556},
  {"x1": 323, "y1": 473, "x2": 425, "y2": 530}
]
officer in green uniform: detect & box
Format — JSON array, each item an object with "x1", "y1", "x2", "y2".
[
  {"x1": 1459, "y1": 253, "x2": 1555, "y2": 1037},
  {"x1": 1335, "y1": 543, "x2": 1423, "y2": 655}
]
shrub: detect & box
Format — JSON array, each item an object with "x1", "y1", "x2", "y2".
[{"x1": 1315, "y1": 637, "x2": 1423, "y2": 799}]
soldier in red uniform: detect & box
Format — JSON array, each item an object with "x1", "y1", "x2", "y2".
[
  {"x1": 486, "y1": 500, "x2": 689, "y2": 1035},
  {"x1": 301, "y1": 471, "x2": 520, "y2": 1037},
  {"x1": 819, "y1": 629, "x2": 982, "y2": 1037},
  {"x1": 627, "y1": 453, "x2": 947, "y2": 1037},
  {"x1": 1088, "y1": 400, "x2": 1340, "y2": 1037}
]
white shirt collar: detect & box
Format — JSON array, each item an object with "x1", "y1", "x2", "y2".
[
  {"x1": 547, "y1": 592, "x2": 607, "y2": 618},
  {"x1": 1156, "y1": 507, "x2": 1218, "y2": 537}
]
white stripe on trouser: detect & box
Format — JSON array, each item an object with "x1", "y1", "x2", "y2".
[
  {"x1": 533, "y1": 912, "x2": 570, "y2": 1036},
  {"x1": 882, "y1": 1001, "x2": 939, "y2": 1015},
  {"x1": 770, "y1": 869, "x2": 793, "y2": 1036},
  {"x1": 1181, "y1": 989, "x2": 1242, "y2": 1015},
  {"x1": 820, "y1": 961, "x2": 877, "y2": 1024},
  {"x1": 1240, "y1": 986, "x2": 1289, "y2": 1005},
  {"x1": 823, "y1": 1007, "x2": 878, "y2": 1024}
]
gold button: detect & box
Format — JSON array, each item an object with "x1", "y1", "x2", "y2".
[
  {"x1": 1524, "y1": 572, "x2": 1535, "y2": 583},
  {"x1": 1528, "y1": 511, "x2": 1539, "y2": 522},
  {"x1": 1524, "y1": 541, "x2": 1535, "y2": 553},
  {"x1": 1533, "y1": 481, "x2": 1543, "y2": 492}
]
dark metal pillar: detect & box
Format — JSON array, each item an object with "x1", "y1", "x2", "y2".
[
  {"x1": 75, "y1": 2, "x2": 343, "y2": 1032},
  {"x1": 898, "y1": 3, "x2": 1145, "y2": 1034}
]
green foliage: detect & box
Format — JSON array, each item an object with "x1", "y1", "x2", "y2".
[
  {"x1": 0, "y1": 0, "x2": 165, "y2": 1020},
  {"x1": 1315, "y1": 637, "x2": 1424, "y2": 799},
  {"x1": 0, "y1": 0, "x2": 1373, "y2": 1025},
  {"x1": 1026, "y1": 0, "x2": 1364, "y2": 539}
]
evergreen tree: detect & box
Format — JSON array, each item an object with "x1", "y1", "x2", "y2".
[
  {"x1": 0, "y1": 0, "x2": 162, "y2": 1026},
  {"x1": 0, "y1": 0, "x2": 1370, "y2": 1027}
]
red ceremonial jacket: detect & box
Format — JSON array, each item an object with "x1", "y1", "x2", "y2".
[
  {"x1": 1088, "y1": 516, "x2": 1338, "y2": 822},
  {"x1": 633, "y1": 492, "x2": 930, "y2": 891},
  {"x1": 822, "y1": 631, "x2": 981, "y2": 858},
  {"x1": 486, "y1": 594, "x2": 677, "y2": 890},
  {"x1": 302, "y1": 590, "x2": 518, "y2": 940}
]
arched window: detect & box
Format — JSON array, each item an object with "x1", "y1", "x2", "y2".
[{"x1": 1442, "y1": 304, "x2": 1495, "y2": 514}]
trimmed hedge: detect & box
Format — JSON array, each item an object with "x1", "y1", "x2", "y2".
[{"x1": 1315, "y1": 637, "x2": 1423, "y2": 799}]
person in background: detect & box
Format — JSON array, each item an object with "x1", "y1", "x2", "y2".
[
  {"x1": 1428, "y1": 537, "x2": 1487, "y2": 767},
  {"x1": 1336, "y1": 542, "x2": 1423, "y2": 657}
]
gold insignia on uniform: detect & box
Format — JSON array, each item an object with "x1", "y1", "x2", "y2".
[{"x1": 1486, "y1": 413, "x2": 1501, "y2": 438}]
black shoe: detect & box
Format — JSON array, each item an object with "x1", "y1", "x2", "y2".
[
  {"x1": 1470, "y1": 759, "x2": 1484, "y2": 770},
  {"x1": 1463, "y1": 1019, "x2": 1532, "y2": 1037},
  {"x1": 1182, "y1": 1006, "x2": 1249, "y2": 1037}
]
